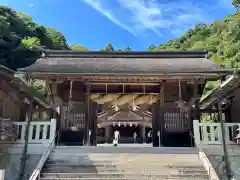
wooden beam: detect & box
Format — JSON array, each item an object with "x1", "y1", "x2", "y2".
[
  {"x1": 30, "y1": 74, "x2": 219, "y2": 82},
  {"x1": 89, "y1": 82, "x2": 160, "y2": 85},
  {"x1": 90, "y1": 92, "x2": 160, "y2": 95}
]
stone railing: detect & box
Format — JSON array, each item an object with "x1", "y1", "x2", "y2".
[
  {"x1": 12, "y1": 119, "x2": 56, "y2": 144},
  {"x1": 193, "y1": 120, "x2": 240, "y2": 145}
]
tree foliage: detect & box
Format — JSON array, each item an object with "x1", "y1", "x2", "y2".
[
  {"x1": 0, "y1": 6, "x2": 88, "y2": 70},
  {"x1": 151, "y1": 15, "x2": 240, "y2": 69},
  {"x1": 233, "y1": 0, "x2": 240, "y2": 13},
  {"x1": 70, "y1": 44, "x2": 88, "y2": 51},
  {"x1": 104, "y1": 43, "x2": 114, "y2": 51}
]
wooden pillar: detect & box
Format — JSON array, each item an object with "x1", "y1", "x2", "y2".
[
  {"x1": 195, "y1": 85, "x2": 202, "y2": 121},
  {"x1": 152, "y1": 82, "x2": 164, "y2": 147},
  {"x1": 51, "y1": 82, "x2": 58, "y2": 118},
  {"x1": 152, "y1": 101, "x2": 161, "y2": 147},
  {"x1": 141, "y1": 125, "x2": 146, "y2": 143},
  {"x1": 154, "y1": 82, "x2": 165, "y2": 147},
  {"x1": 189, "y1": 83, "x2": 198, "y2": 146},
  {"x1": 84, "y1": 83, "x2": 90, "y2": 146},
  {"x1": 89, "y1": 101, "x2": 97, "y2": 146},
  {"x1": 105, "y1": 125, "x2": 110, "y2": 143}
]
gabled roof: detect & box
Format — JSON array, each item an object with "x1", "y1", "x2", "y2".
[
  {"x1": 19, "y1": 50, "x2": 233, "y2": 76},
  {"x1": 200, "y1": 74, "x2": 240, "y2": 109}
]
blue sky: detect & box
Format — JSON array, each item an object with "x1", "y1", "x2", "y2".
[{"x1": 1, "y1": 0, "x2": 235, "y2": 50}]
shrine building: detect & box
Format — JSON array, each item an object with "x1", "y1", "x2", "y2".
[{"x1": 19, "y1": 50, "x2": 234, "y2": 147}]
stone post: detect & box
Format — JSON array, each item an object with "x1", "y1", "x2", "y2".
[
  {"x1": 0, "y1": 170, "x2": 5, "y2": 180},
  {"x1": 193, "y1": 120, "x2": 200, "y2": 144}
]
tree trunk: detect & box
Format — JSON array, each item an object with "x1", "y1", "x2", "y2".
[{"x1": 17, "y1": 98, "x2": 34, "y2": 180}]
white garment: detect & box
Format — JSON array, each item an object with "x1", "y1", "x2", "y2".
[
  {"x1": 133, "y1": 132, "x2": 137, "y2": 138},
  {"x1": 147, "y1": 132, "x2": 151, "y2": 138},
  {"x1": 114, "y1": 131, "x2": 120, "y2": 140},
  {"x1": 113, "y1": 131, "x2": 120, "y2": 145}
]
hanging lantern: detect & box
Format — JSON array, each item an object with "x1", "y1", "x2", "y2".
[
  {"x1": 130, "y1": 123, "x2": 132, "y2": 127},
  {"x1": 118, "y1": 122, "x2": 121, "y2": 127}
]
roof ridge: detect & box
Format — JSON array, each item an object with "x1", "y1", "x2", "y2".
[{"x1": 42, "y1": 50, "x2": 207, "y2": 58}]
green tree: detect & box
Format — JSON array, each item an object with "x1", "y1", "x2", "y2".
[
  {"x1": 148, "y1": 44, "x2": 156, "y2": 51},
  {"x1": 45, "y1": 28, "x2": 69, "y2": 49},
  {"x1": 233, "y1": 0, "x2": 240, "y2": 13},
  {"x1": 20, "y1": 37, "x2": 41, "y2": 49},
  {"x1": 0, "y1": 6, "x2": 72, "y2": 70},
  {"x1": 123, "y1": 47, "x2": 132, "y2": 51},
  {"x1": 104, "y1": 43, "x2": 114, "y2": 51},
  {"x1": 70, "y1": 44, "x2": 88, "y2": 51}
]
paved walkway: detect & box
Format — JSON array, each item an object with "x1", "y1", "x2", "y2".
[{"x1": 97, "y1": 143, "x2": 152, "y2": 147}]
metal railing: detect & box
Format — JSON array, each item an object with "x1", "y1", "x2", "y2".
[
  {"x1": 189, "y1": 132, "x2": 220, "y2": 180},
  {"x1": 28, "y1": 131, "x2": 59, "y2": 180}
]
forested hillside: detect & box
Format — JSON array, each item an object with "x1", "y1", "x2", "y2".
[
  {"x1": 0, "y1": 6, "x2": 87, "y2": 70},
  {"x1": 152, "y1": 15, "x2": 240, "y2": 69}
]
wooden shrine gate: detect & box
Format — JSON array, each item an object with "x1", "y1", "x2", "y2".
[{"x1": 160, "y1": 106, "x2": 192, "y2": 147}]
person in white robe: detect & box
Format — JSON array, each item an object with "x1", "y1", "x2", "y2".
[
  {"x1": 113, "y1": 130, "x2": 120, "y2": 146},
  {"x1": 133, "y1": 132, "x2": 137, "y2": 143}
]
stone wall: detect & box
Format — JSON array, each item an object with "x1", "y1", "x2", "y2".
[
  {"x1": 206, "y1": 155, "x2": 240, "y2": 180},
  {"x1": 0, "y1": 154, "x2": 41, "y2": 180}
]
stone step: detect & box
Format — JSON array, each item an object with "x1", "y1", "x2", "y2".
[
  {"x1": 43, "y1": 166, "x2": 207, "y2": 174},
  {"x1": 42, "y1": 147, "x2": 209, "y2": 180},
  {"x1": 46, "y1": 161, "x2": 203, "y2": 167},
  {"x1": 49, "y1": 155, "x2": 201, "y2": 163},
  {"x1": 44, "y1": 163, "x2": 205, "y2": 168},
  {"x1": 40, "y1": 178, "x2": 208, "y2": 180},
  {"x1": 40, "y1": 172, "x2": 210, "y2": 179},
  {"x1": 52, "y1": 147, "x2": 197, "y2": 154},
  {"x1": 44, "y1": 163, "x2": 206, "y2": 169}
]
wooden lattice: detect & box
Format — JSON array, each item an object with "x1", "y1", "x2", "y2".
[
  {"x1": 163, "y1": 107, "x2": 189, "y2": 132},
  {"x1": 62, "y1": 103, "x2": 86, "y2": 129}
]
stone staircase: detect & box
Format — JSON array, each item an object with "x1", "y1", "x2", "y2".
[{"x1": 39, "y1": 146, "x2": 210, "y2": 180}]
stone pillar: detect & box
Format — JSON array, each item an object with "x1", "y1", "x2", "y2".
[
  {"x1": 105, "y1": 125, "x2": 110, "y2": 143},
  {"x1": 141, "y1": 125, "x2": 146, "y2": 143}
]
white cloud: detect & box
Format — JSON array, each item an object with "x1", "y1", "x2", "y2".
[
  {"x1": 29, "y1": 3, "x2": 35, "y2": 8},
  {"x1": 82, "y1": 0, "x2": 136, "y2": 36},
  {"x1": 81, "y1": 0, "x2": 233, "y2": 37}
]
